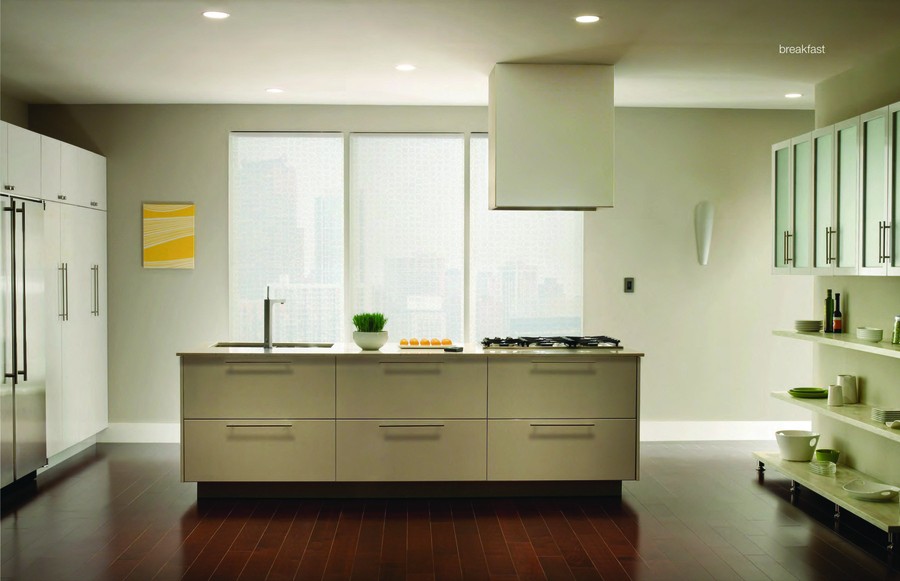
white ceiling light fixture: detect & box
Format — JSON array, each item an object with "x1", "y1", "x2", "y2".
[
  {"x1": 395, "y1": 64, "x2": 416, "y2": 72},
  {"x1": 265, "y1": 87, "x2": 285, "y2": 94},
  {"x1": 201, "y1": 11, "x2": 230, "y2": 20},
  {"x1": 575, "y1": 15, "x2": 601, "y2": 23},
  {"x1": 785, "y1": 92, "x2": 803, "y2": 99}
]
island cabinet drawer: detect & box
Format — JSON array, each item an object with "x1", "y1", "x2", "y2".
[
  {"x1": 182, "y1": 420, "x2": 335, "y2": 482},
  {"x1": 488, "y1": 357, "x2": 637, "y2": 419},
  {"x1": 336, "y1": 420, "x2": 486, "y2": 481},
  {"x1": 487, "y1": 419, "x2": 636, "y2": 481},
  {"x1": 182, "y1": 357, "x2": 335, "y2": 419},
  {"x1": 336, "y1": 358, "x2": 487, "y2": 419}
]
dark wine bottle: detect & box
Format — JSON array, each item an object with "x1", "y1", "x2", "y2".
[
  {"x1": 832, "y1": 293, "x2": 843, "y2": 333},
  {"x1": 824, "y1": 289, "x2": 834, "y2": 333}
]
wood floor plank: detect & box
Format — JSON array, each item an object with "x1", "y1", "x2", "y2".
[
  {"x1": 2, "y1": 442, "x2": 898, "y2": 581},
  {"x1": 349, "y1": 501, "x2": 386, "y2": 581}
]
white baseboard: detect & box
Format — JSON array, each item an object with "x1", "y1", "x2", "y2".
[
  {"x1": 98, "y1": 422, "x2": 181, "y2": 443},
  {"x1": 38, "y1": 437, "x2": 98, "y2": 474},
  {"x1": 640, "y1": 420, "x2": 811, "y2": 441},
  {"x1": 95, "y1": 420, "x2": 810, "y2": 444}
]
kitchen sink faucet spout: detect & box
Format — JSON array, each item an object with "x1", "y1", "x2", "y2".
[{"x1": 263, "y1": 286, "x2": 285, "y2": 349}]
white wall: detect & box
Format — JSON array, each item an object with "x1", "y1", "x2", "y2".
[
  {"x1": 586, "y1": 108, "x2": 815, "y2": 429},
  {"x1": 29, "y1": 104, "x2": 815, "y2": 439}
]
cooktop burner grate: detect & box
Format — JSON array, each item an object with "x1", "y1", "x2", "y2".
[{"x1": 480, "y1": 336, "x2": 621, "y2": 349}]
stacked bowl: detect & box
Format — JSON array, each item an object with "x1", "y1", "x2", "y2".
[
  {"x1": 808, "y1": 461, "x2": 837, "y2": 476},
  {"x1": 795, "y1": 320, "x2": 823, "y2": 333},
  {"x1": 856, "y1": 327, "x2": 883, "y2": 342}
]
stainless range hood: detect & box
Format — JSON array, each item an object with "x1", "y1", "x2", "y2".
[{"x1": 488, "y1": 64, "x2": 614, "y2": 211}]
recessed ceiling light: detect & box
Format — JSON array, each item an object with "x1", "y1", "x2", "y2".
[
  {"x1": 575, "y1": 15, "x2": 601, "y2": 23},
  {"x1": 785, "y1": 93, "x2": 803, "y2": 99},
  {"x1": 395, "y1": 64, "x2": 416, "y2": 72},
  {"x1": 266, "y1": 88, "x2": 285, "y2": 94},
  {"x1": 202, "y1": 11, "x2": 230, "y2": 19}
]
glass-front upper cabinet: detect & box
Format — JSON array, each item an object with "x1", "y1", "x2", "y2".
[
  {"x1": 815, "y1": 119, "x2": 861, "y2": 275},
  {"x1": 890, "y1": 102, "x2": 900, "y2": 275},
  {"x1": 772, "y1": 135, "x2": 812, "y2": 274},
  {"x1": 859, "y1": 107, "x2": 890, "y2": 275}
]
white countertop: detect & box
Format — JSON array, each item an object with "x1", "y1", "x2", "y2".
[{"x1": 177, "y1": 342, "x2": 644, "y2": 358}]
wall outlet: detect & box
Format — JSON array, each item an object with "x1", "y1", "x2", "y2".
[{"x1": 624, "y1": 277, "x2": 635, "y2": 293}]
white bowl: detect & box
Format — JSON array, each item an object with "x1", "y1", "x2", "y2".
[
  {"x1": 775, "y1": 430, "x2": 820, "y2": 461},
  {"x1": 842, "y1": 479, "x2": 900, "y2": 502},
  {"x1": 352, "y1": 331, "x2": 388, "y2": 350},
  {"x1": 856, "y1": 327, "x2": 883, "y2": 342}
]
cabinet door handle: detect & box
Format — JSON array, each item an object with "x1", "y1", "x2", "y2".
[
  {"x1": 884, "y1": 222, "x2": 892, "y2": 262},
  {"x1": 224, "y1": 360, "x2": 292, "y2": 365},
  {"x1": 63, "y1": 263, "x2": 69, "y2": 321},
  {"x1": 786, "y1": 232, "x2": 793, "y2": 264},
  {"x1": 378, "y1": 423, "x2": 445, "y2": 428},
  {"x1": 529, "y1": 423, "x2": 596, "y2": 427},
  {"x1": 57, "y1": 194, "x2": 66, "y2": 201},
  {"x1": 3, "y1": 185, "x2": 12, "y2": 191},
  {"x1": 90, "y1": 201, "x2": 98, "y2": 207},
  {"x1": 378, "y1": 361, "x2": 443, "y2": 365},
  {"x1": 530, "y1": 360, "x2": 596, "y2": 365},
  {"x1": 782, "y1": 230, "x2": 787, "y2": 264},
  {"x1": 825, "y1": 227, "x2": 832, "y2": 264},
  {"x1": 225, "y1": 423, "x2": 292, "y2": 428},
  {"x1": 878, "y1": 221, "x2": 885, "y2": 263}
]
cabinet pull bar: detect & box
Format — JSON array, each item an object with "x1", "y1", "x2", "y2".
[
  {"x1": 878, "y1": 221, "x2": 884, "y2": 262},
  {"x1": 786, "y1": 232, "x2": 793, "y2": 264},
  {"x1": 782, "y1": 231, "x2": 787, "y2": 264},
  {"x1": 530, "y1": 360, "x2": 596, "y2": 364},
  {"x1": 378, "y1": 361, "x2": 443, "y2": 365},
  {"x1": 224, "y1": 360, "x2": 293, "y2": 365},
  {"x1": 63, "y1": 263, "x2": 69, "y2": 321},
  {"x1": 378, "y1": 423, "x2": 445, "y2": 428},
  {"x1": 225, "y1": 423, "x2": 292, "y2": 428},
  {"x1": 884, "y1": 223, "x2": 891, "y2": 261},
  {"x1": 529, "y1": 423, "x2": 596, "y2": 427},
  {"x1": 825, "y1": 227, "x2": 832, "y2": 264}
]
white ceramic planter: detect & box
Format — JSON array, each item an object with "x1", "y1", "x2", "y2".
[
  {"x1": 353, "y1": 331, "x2": 388, "y2": 350},
  {"x1": 775, "y1": 430, "x2": 820, "y2": 461}
]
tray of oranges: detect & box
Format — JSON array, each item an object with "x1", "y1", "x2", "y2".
[{"x1": 399, "y1": 338, "x2": 454, "y2": 349}]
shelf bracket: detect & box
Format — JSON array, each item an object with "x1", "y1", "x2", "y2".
[
  {"x1": 756, "y1": 460, "x2": 765, "y2": 483},
  {"x1": 790, "y1": 480, "x2": 799, "y2": 504}
]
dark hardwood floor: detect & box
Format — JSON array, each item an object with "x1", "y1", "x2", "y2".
[{"x1": 1, "y1": 442, "x2": 897, "y2": 580}]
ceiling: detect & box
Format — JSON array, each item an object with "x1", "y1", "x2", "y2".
[{"x1": 2, "y1": 0, "x2": 900, "y2": 110}]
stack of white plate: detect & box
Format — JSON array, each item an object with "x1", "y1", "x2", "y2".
[
  {"x1": 794, "y1": 320, "x2": 823, "y2": 332},
  {"x1": 808, "y1": 460, "x2": 836, "y2": 476},
  {"x1": 856, "y1": 327, "x2": 883, "y2": 342},
  {"x1": 871, "y1": 408, "x2": 900, "y2": 422}
]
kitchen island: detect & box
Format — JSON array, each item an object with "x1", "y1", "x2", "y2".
[{"x1": 177, "y1": 343, "x2": 643, "y2": 498}]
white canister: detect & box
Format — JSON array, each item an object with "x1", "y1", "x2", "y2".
[
  {"x1": 837, "y1": 375, "x2": 858, "y2": 404},
  {"x1": 828, "y1": 384, "x2": 843, "y2": 406}
]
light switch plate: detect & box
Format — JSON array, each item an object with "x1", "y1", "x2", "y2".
[{"x1": 624, "y1": 277, "x2": 635, "y2": 293}]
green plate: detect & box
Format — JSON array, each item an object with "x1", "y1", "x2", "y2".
[{"x1": 789, "y1": 387, "x2": 827, "y2": 399}]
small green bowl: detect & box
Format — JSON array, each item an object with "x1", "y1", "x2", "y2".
[{"x1": 815, "y1": 448, "x2": 840, "y2": 463}]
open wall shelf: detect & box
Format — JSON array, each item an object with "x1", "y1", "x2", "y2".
[
  {"x1": 771, "y1": 392, "x2": 900, "y2": 444},
  {"x1": 773, "y1": 330, "x2": 900, "y2": 359}
]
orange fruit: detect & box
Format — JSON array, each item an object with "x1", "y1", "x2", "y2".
[
  {"x1": 400, "y1": 338, "x2": 409, "y2": 346},
  {"x1": 409, "y1": 338, "x2": 419, "y2": 346},
  {"x1": 441, "y1": 338, "x2": 452, "y2": 345},
  {"x1": 431, "y1": 338, "x2": 441, "y2": 346}
]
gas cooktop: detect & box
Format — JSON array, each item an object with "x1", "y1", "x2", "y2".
[{"x1": 481, "y1": 336, "x2": 621, "y2": 349}]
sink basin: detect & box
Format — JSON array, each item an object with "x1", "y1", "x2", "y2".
[{"x1": 213, "y1": 341, "x2": 334, "y2": 349}]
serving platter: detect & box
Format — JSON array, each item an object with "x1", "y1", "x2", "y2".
[{"x1": 788, "y1": 387, "x2": 828, "y2": 399}]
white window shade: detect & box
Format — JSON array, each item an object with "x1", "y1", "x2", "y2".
[
  {"x1": 229, "y1": 133, "x2": 344, "y2": 342},
  {"x1": 349, "y1": 134, "x2": 465, "y2": 342},
  {"x1": 469, "y1": 134, "x2": 583, "y2": 340}
]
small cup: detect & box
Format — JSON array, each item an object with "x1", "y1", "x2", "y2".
[
  {"x1": 837, "y1": 375, "x2": 857, "y2": 404},
  {"x1": 815, "y1": 448, "x2": 840, "y2": 463},
  {"x1": 827, "y1": 384, "x2": 843, "y2": 406}
]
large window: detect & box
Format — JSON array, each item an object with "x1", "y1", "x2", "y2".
[
  {"x1": 230, "y1": 132, "x2": 582, "y2": 343},
  {"x1": 468, "y1": 135, "x2": 583, "y2": 339},
  {"x1": 350, "y1": 134, "x2": 465, "y2": 340},
  {"x1": 229, "y1": 133, "x2": 344, "y2": 342}
]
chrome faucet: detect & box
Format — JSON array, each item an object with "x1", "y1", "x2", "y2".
[{"x1": 263, "y1": 286, "x2": 285, "y2": 349}]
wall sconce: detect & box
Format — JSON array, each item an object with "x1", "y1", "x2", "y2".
[{"x1": 694, "y1": 201, "x2": 714, "y2": 265}]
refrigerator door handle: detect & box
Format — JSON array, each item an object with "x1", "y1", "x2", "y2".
[
  {"x1": 3, "y1": 200, "x2": 18, "y2": 381},
  {"x1": 63, "y1": 263, "x2": 69, "y2": 322},
  {"x1": 17, "y1": 206, "x2": 27, "y2": 381}
]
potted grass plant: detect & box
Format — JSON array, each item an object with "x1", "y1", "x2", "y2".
[{"x1": 352, "y1": 312, "x2": 388, "y2": 350}]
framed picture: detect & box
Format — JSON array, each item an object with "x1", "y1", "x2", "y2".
[{"x1": 142, "y1": 203, "x2": 195, "y2": 269}]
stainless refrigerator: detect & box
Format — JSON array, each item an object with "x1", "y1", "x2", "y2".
[{"x1": 1, "y1": 193, "x2": 47, "y2": 488}]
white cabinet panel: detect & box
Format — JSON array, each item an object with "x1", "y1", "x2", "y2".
[
  {"x1": 488, "y1": 419, "x2": 637, "y2": 481},
  {"x1": 488, "y1": 358, "x2": 637, "y2": 419},
  {"x1": 183, "y1": 419, "x2": 335, "y2": 482},
  {"x1": 336, "y1": 358, "x2": 486, "y2": 419},
  {"x1": 44, "y1": 202, "x2": 108, "y2": 455},
  {"x1": 60, "y1": 143, "x2": 107, "y2": 210},
  {"x1": 183, "y1": 357, "x2": 335, "y2": 419},
  {"x1": 1, "y1": 122, "x2": 41, "y2": 198},
  {"x1": 336, "y1": 420, "x2": 486, "y2": 481},
  {"x1": 41, "y1": 137, "x2": 62, "y2": 202}
]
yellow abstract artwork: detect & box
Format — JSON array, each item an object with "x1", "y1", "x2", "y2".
[{"x1": 142, "y1": 203, "x2": 195, "y2": 269}]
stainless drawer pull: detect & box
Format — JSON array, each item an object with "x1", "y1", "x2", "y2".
[
  {"x1": 530, "y1": 360, "x2": 597, "y2": 364},
  {"x1": 225, "y1": 423, "x2": 292, "y2": 428},
  {"x1": 378, "y1": 361, "x2": 443, "y2": 365},
  {"x1": 378, "y1": 423, "x2": 445, "y2": 428},
  {"x1": 529, "y1": 423, "x2": 596, "y2": 427},
  {"x1": 224, "y1": 360, "x2": 293, "y2": 365}
]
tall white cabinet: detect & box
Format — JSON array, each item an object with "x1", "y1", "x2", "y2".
[{"x1": 41, "y1": 135, "x2": 108, "y2": 457}]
